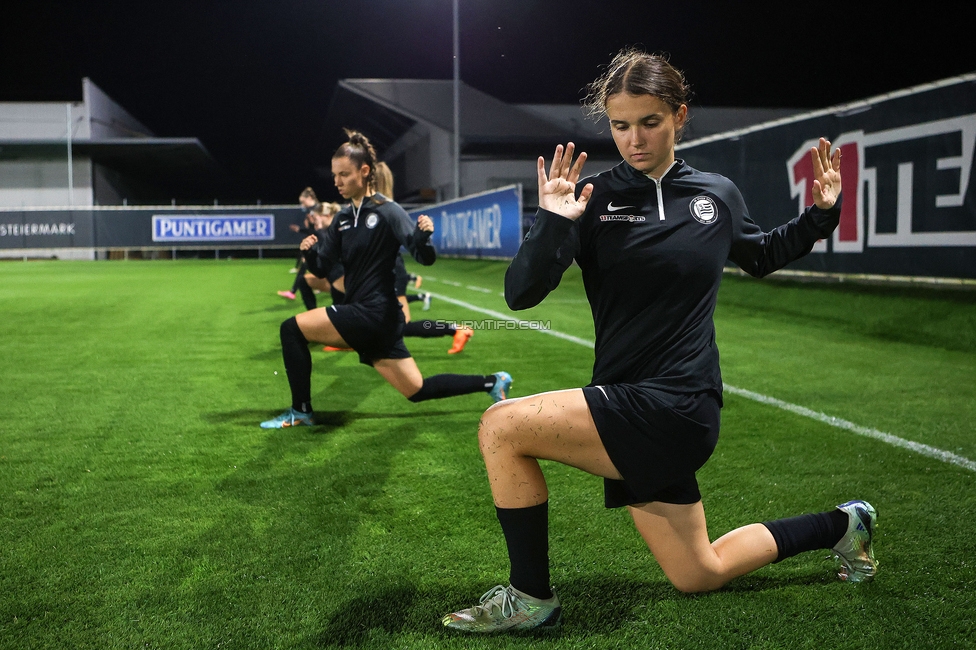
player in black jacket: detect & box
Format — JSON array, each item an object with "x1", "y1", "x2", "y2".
[
  {"x1": 443, "y1": 49, "x2": 877, "y2": 634},
  {"x1": 261, "y1": 131, "x2": 511, "y2": 428}
]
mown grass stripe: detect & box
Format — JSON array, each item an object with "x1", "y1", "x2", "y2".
[{"x1": 428, "y1": 289, "x2": 976, "y2": 474}]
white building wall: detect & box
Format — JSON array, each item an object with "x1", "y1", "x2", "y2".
[
  {"x1": 0, "y1": 102, "x2": 88, "y2": 140},
  {"x1": 402, "y1": 132, "x2": 432, "y2": 196},
  {"x1": 428, "y1": 128, "x2": 454, "y2": 200},
  {"x1": 0, "y1": 158, "x2": 94, "y2": 207}
]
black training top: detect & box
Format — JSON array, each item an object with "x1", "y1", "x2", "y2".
[
  {"x1": 305, "y1": 227, "x2": 344, "y2": 279},
  {"x1": 505, "y1": 159, "x2": 841, "y2": 394},
  {"x1": 305, "y1": 193, "x2": 435, "y2": 306}
]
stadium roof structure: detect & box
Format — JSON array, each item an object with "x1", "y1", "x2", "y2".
[
  {"x1": 0, "y1": 137, "x2": 223, "y2": 192},
  {"x1": 318, "y1": 78, "x2": 806, "y2": 204},
  {"x1": 322, "y1": 78, "x2": 805, "y2": 159},
  {"x1": 0, "y1": 78, "x2": 227, "y2": 204},
  {"x1": 322, "y1": 78, "x2": 619, "y2": 158}
]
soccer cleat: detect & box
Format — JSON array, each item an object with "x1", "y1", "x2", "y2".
[
  {"x1": 489, "y1": 371, "x2": 512, "y2": 402},
  {"x1": 288, "y1": 267, "x2": 299, "y2": 274},
  {"x1": 442, "y1": 584, "x2": 562, "y2": 634},
  {"x1": 421, "y1": 292, "x2": 432, "y2": 311},
  {"x1": 277, "y1": 290, "x2": 296, "y2": 300},
  {"x1": 448, "y1": 325, "x2": 473, "y2": 353},
  {"x1": 322, "y1": 346, "x2": 353, "y2": 352},
  {"x1": 832, "y1": 499, "x2": 878, "y2": 583},
  {"x1": 260, "y1": 407, "x2": 314, "y2": 429}
]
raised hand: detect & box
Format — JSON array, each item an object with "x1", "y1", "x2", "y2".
[
  {"x1": 299, "y1": 234, "x2": 318, "y2": 251},
  {"x1": 811, "y1": 137, "x2": 842, "y2": 209},
  {"x1": 416, "y1": 214, "x2": 434, "y2": 233},
  {"x1": 538, "y1": 143, "x2": 594, "y2": 221}
]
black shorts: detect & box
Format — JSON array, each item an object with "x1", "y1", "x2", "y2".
[
  {"x1": 326, "y1": 300, "x2": 411, "y2": 366},
  {"x1": 582, "y1": 384, "x2": 721, "y2": 508}
]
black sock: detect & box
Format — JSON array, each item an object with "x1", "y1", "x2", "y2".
[
  {"x1": 290, "y1": 262, "x2": 307, "y2": 292},
  {"x1": 762, "y1": 509, "x2": 849, "y2": 562},
  {"x1": 406, "y1": 294, "x2": 423, "y2": 303},
  {"x1": 402, "y1": 320, "x2": 455, "y2": 338},
  {"x1": 496, "y1": 503, "x2": 552, "y2": 599},
  {"x1": 280, "y1": 317, "x2": 313, "y2": 413},
  {"x1": 407, "y1": 374, "x2": 495, "y2": 402},
  {"x1": 296, "y1": 275, "x2": 317, "y2": 311}
]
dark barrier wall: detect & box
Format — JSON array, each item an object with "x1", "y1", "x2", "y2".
[
  {"x1": 0, "y1": 206, "x2": 306, "y2": 250},
  {"x1": 678, "y1": 75, "x2": 976, "y2": 279}
]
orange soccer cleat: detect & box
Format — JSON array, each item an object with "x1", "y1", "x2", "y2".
[{"x1": 448, "y1": 326, "x2": 473, "y2": 354}]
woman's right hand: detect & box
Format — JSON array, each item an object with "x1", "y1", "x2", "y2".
[
  {"x1": 299, "y1": 234, "x2": 318, "y2": 251},
  {"x1": 537, "y1": 142, "x2": 593, "y2": 221}
]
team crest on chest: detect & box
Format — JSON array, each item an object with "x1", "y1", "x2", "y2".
[
  {"x1": 365, "y1": 213, "x2": 379, "y2": 229},
  {"x1": 689, "y1": 196, "x2": 718, "y2": 224}
]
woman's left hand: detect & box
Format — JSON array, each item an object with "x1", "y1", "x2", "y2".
[
  {"x1": 417, "y1": 214, "x2": 434, "y2": 233},
  {"x1": 811, "y1": 137, "x2": 842, "y2": 209}
]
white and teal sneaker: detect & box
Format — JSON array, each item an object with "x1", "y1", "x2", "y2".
[
  {"x1": 833, "y1": 499, "x2": 877, "y2": 583},
  {"x1": 489, "y1": 372, "x2": 512, "y2": 402},
  {"x1": 442, "y1": 584, "x2": 562, "y2": 634},
  {"x1": 260, "y1": 407, "x2": 314, "y2": 429}
]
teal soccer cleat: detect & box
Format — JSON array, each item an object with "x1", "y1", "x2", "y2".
[
  {"x1": 443, "y1": 584, "x2": 562, "y2": 634},
  {"x1": 260, "y1": 407, "x2": 314, "y2": 429},
  {"x1": 833, "y1": 499, "x2": 878, "y2": 583},
  {"x1": 489, "y1": 371, "x2": 512, "y2": 402}
]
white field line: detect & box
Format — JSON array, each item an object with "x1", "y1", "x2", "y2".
[
  {"x1": 429, "y1": 292, "x2": 596, "y2": 348},
  {"x1": 427, "y1": 289, "x2": 976, "y2": 474},
  {"x1": 723, "y1": 386, "x2": 976, "y2": 473}
]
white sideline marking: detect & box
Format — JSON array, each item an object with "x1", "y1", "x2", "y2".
[
  {"x1": 427, "y1": 290, "x2": 976, "y2": 474},
  {"x1": 723, "y1": 386, "x2": 976, "y2": 473},
  {"x1": 428, "y1": 292, "x2": 596, "y2": 349}
]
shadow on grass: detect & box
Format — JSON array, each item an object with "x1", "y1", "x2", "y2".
[
  {"x1": 202, "y1": 408, "x2": 480, "y2": 430},
  {"x1": 310, "y1": 572, "x2": 837, "y2": 647},
  {"x1": 240, "y1": 303, "x2": 302, "y2": 315},
  {"x1": 249, "y1": 348, "x2": 283, "y2": 361},
  {"x1": 248, "y1": 343, "x2": 326, "y2": 361},
  {"x1": 310, "y1": 578, "x2": 669, "y2": 647}
]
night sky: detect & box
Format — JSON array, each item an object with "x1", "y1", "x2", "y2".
[{"x1": 4, "y1": 1, "x2": 975, "y2": 203}]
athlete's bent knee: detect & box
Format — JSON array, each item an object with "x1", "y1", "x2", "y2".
[
  {"x1": 477, "y1": 400, "x2": 519, "y2": 453},
  {"x1": 667, "y1": 570, "x2": 725, "y2": 594},
  {"x1": 280, "y1": 316, "x2": 306, "y2": 343}
]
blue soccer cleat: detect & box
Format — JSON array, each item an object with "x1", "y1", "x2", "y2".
[
  {"x1": 489, "y1": 371, "x2": 512, "y2": 402},
  {"x1": 260, "y1": 407, "x2": 314, "y2": 429}
]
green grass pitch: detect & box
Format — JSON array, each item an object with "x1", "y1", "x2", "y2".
[{"x1": 1, "y1": 257, "x2": 974, "y2": 649}]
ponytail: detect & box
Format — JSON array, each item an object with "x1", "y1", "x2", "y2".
[{"x1": 333, "y1": 129, "x2": 378, "y2": 190}]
